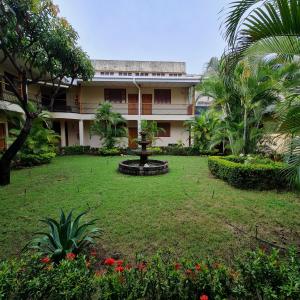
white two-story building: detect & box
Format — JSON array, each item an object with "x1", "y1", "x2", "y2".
[{"x1": 0, "y1": 59, "x2": 201, "y2": 149}]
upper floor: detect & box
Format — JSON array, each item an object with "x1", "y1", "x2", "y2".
[{"x1": 0, "y1": 59, "x2": 201, "y2": 119}]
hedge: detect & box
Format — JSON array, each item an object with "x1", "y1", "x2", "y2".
[
  {"x1": 11, "y1": 152, "x2": 56, "y2": 168},
  {"x1": 208, "y1": 156, "x2": 287, "y2": 190},
  {"x1": 59, "y1": 145, "x2": 222, "y2": 157}
]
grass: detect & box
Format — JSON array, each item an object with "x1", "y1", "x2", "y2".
[{"x1": 0, "y1": 155, "x2": 299, "y2": 261}]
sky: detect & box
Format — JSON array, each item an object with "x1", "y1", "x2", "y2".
[{"x1": 54, "y1": 0, "x2": 229, "y2": 74}]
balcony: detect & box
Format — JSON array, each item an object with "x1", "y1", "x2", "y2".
[{"x1": 80, "y1": 102, "x2": 193, "y2": 115}]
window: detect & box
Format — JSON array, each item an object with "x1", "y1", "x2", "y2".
[
  {"x1": 154, "y1": 89, "x2": 171, "y2": 104},
  {"x1": 104, "y1": 89, "x2": 126, "y2": 103},
  {"x1": 157, "y1": 122, "x2": 171, "y2": 137}
]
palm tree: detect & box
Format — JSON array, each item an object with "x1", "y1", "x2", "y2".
[
  {"x1": 223, "y1": 0, "x2": 300, "y2": 65},
  {"x1": 198, "y1": 57, "x2": 280, "y2": 154},
  {"x1": 141, "y1": 120, "x2": 165, "y2": 145},
  {"x1": 223, "y1": 0, "x2": 300, "y2": 186},
  {"x1": 90, "y1": 102, "x2": 127, "y2": 149}
]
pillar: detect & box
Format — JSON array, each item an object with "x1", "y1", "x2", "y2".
[
  {"x1": 60, "y1": 120, "x2": 66, "y2": 147},
  {"x1": 137, "y1": 87, "x2": 142, "y2": 133},
  {"x1": 79, "y1": 119, "x2": 84, "y2": 146}
]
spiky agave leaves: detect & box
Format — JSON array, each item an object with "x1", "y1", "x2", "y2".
[{"x1": 26, "y1": 210, "x2": 101, "y2": 262}]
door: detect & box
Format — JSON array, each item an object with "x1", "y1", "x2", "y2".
[
  {"x1": 128, "y1": 94, "x2": 138, "y2": 115},
  {"x1": 142, "y1": 94, "x2": 152, "y2": 115},
  {"x1": 128, "y1": 127, "x2": 138, "y2": 148},
  {"x1": 0, "y1": 123, "x2": 6, "y2": 151}
]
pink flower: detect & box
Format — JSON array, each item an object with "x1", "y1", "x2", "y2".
[
  {"x1": 104, "y1": 257, "x2": 115, "y2": 266},
  {"x1": 195, "y1": 263, "x2": 201, "y2": 271},
  {"x1": 125, "y1": 264, "x2": 132, "y2": 270},
  {"x1": 66, "y1": 253, "x2": 76, "y2": 261},
  {"x1": 175, "y1": 263, "x2": 181, "y2": 270}
]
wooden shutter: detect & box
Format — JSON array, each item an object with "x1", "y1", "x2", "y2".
[
  {"x1": 154, "y1": 89, "x2": 171, "y2": 104},
  {"x1": 104, "y1": 89, "x2": 126, "y2": 103}
]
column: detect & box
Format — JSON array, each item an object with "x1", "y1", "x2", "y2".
[
  {"x1": 60, "y1": 120, "x2": 66, "y2": 147},
  {"x1": 137, "y1": 87, "x2": 141, "y2": 133},
  {"x1": 79, "y1": 119, "x2": 84, "y2": 146}
]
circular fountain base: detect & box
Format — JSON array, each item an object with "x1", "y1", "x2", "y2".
[{"x1": 119, "y1": 159, "x2": 168, "y2": 176}]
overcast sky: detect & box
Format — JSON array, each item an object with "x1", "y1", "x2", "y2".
[{"x1": 54, "y1": 0, "x2": 229, "y2": 74}]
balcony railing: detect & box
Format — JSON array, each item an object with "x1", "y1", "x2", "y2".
[{"x1": 80, "y1": 102, "x2": 193, "y2": 115}]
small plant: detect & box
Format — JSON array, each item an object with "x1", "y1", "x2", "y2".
[
  {"x1": 98, "y1": 147, "x2": 121, "y2": 156},
  {"x1": 26, "y1": 210, "x2": 100, "y2": 262}
]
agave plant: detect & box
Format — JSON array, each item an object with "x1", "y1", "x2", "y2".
[{"x1": 27, "y1": 210, "x2": 100, "y2": 262}]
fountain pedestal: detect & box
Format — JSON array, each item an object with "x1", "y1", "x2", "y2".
[{"x1": 118, "y1": 131, "x2": 168, "y2": 176}]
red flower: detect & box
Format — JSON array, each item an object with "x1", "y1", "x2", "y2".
[
  {"x1": 115, "y1": 266, "x2": 124, "y2": 272},
  {"x1": 104, "y1": 257, "x2": 115, "y2": 266},
  {"x1": 66, "y1": 253, "x2": 76, "y2": 261},
  {"x1": 40, "y1": 257, "x2": 51, "y2": 264},
  {"x1": 125, "y1": 264, "x2": 132, "y2": 270},
  {"x1": 116, "y1": 259, "x2": 124, "y2": 266},
  {"x1": 175, "y1": 263, "x2": 181, "y2": 270},
  {"x1": 195, "y1": 263, "x2": 201, "y2": 271},
  {"x1": 137, "y1": 262, "x2": 146, "y2": 271},
  {"x1": 200, "y1": 294, "x2": 208, "y2": 300}
]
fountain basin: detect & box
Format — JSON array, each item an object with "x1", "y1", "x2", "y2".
[{"x1": 119, "y1": 159, "x2": 168, "y2": 176}]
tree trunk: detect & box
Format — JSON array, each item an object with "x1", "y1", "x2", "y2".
[{"x1": 0, "y1": 116, "x2": 33, "y2": 186}]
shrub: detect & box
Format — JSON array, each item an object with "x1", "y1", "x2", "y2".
[
  {"x1": 0, "y1": 254, "x2": 96, "y2": 300},
  {"x1": 12, "y1": 152, "x2": 56, "y2": 168},
  {"x1": 26, "y1": 210, "x2": 100, "y2": 263},
  {"x1": 208, "y1": 155, "x2": 287, "y2": 190},
  {"x1": 98, "y1": 147, "x2": 121, "y2": 156},
  {"x1": 0, "y1": 249, "x2": 299, "y2": 299},
  {"x1": 61, "y1": 146, "x2": 91, "y2": 155},
  {"x1": 148, "y1": 147, "x2": 163, "y2": 155}
]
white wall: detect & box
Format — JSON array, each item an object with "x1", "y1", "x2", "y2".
[
  {"x1": 154, "y1": 121, "x2": 189, "y2": 147},
  {"x1": 65, "y1": 119, "x2": 189, "y2": 148}
]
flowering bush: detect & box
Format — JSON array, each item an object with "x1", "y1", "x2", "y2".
[{"x1": 0, "y1": 249, "x2": 299, "y2": 299}]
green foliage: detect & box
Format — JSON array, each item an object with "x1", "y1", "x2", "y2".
[
  {"x1": 141, "y1": 120, "x2": 165, "y2": 145},
  {"x1": 208, "y1": 155, "x2": 287, "y2": 190},
  {"x1": 148, "y1": 147, "x2": 163, "y2": 155},
  {"x1": 90, "y1": 102, "x2": 127, "y2": 149},
  {"x1": 223, "y1": 0, "x2": 300, "y2": 64},
  {"x1": 198, "y1": 58, "x2": 280, "y2": 155},
  {"x1": 233, "y1": 249, "x2": 300, "y2": 299},
  {"x1": 27, "y1": 210, "x2": 100, "y2": 262},
  {"x1": 10, "y1": 114, "x2": 59, "y2": 167},
  {"x1": 61, "y1": 146, "x2": 91, "y2": 155},
  {"x1": 185, "y1": 110, "x2": 221, "y2": 152},
  {"x1": 17, "y1": 152, "x2": 56, "y2": 167},
  {"x1": 1, "y1": 249, "x2": 299, "y2": 299},
  {"x1": 0, "y1": 254, "x2": 95, "y2": 300},
  {"x1": 98, "y1": 147, "x2": 121, "y2": 156}
]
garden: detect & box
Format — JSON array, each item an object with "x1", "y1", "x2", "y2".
[{"x1": 1, "y1": 0, "x2": 300, "y2": 299}]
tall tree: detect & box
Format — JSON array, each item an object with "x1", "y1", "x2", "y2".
[{"x1": 0, "y1": 0, "x2": 94, "y2": 185}]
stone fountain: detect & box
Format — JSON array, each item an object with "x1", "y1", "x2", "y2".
[{"x1": 119, "y1": 131, "x2": 168, "y2": 176}]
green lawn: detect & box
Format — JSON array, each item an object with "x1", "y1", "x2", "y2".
[{"x1": 0, "y1": 155, "x2": 299, "y2": 261}]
